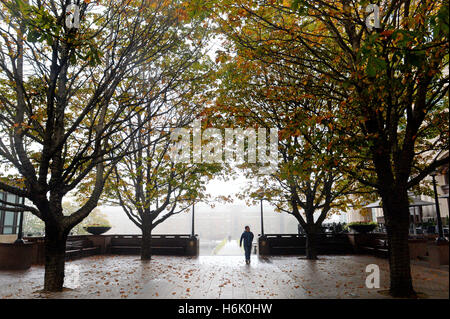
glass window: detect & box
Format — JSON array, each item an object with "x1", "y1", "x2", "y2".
[
  {"x1": 4, "y1": 211, "x2": 14, "y2": 226},
  {"x1": 0, "y1": 192, "x2": 24, "y2": 234},
  {"x1": 6, "y1": 193, "x2": 17, "y2": 206}
]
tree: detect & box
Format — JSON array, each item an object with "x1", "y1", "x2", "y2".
[
  {"x1": 79, "y1": 3, "x2": 218, "y2": 260},
  {"x1": 0, "y1": 0, "x2": 195, "y2": 291},
  {"x1": 213, "y1": 49, "x2": 360, "y2": 259},
  {"x1": 211, "y1": 0, "x2": 449, "y2": 296},
  {"x1": 108, "y1": 129, "x2": 221, "y2": 259},
  {"x1": 102, "y1": 59, "x2": 222, "y2": 260}
]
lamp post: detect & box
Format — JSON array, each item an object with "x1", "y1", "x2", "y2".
[
  {"x1": 260, "y1": 198, "x2": 265, "y2": 236},
  {"x1": 191, "y1": 204, "x2": 195, "y2": 237},
  {"x1": 411, "y1": 207, "x2": 417, "y2": 236},
  {"x1": 430, "y1": 170, "x2": 447, "y2": 243}
]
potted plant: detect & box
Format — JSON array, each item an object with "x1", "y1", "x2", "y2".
[
  {"x1": 348, "y1": 221, "x2": 377, "y2": 233},
  {"x1": 83, "y1": 223, "x2": 111, "y2": 235}
]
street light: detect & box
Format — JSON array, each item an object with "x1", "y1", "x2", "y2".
[
  {"x1": 191, "y1": 203, "x2": 195, "y2": 237},
  {"x1": 257, "y1": 192, "x2": 265, "y2": 237},
  {"x1": 430, "y1": 170, "x2": 447, "y2": 243},
  {"x1": 175, "y1": 198, "x2": 196, "y2": 237},
  {"x1": 260, "y1": 198, "x2": 265, "y2": 236}
]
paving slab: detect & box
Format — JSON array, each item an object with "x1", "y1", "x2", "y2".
[{"x1": 0, "y1": 254, "x2": 447, "y2": 299}]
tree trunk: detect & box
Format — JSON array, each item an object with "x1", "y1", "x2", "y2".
[
  {"x1": 383, "y1": 193, "x2": 416, "y2": 297},
  {"x1": 305, "y1": 226, "x2": 319, "y2": 260},
  {"x1": 387, "y1": 225, "x2": 415, "y2": 297},
  {"x1": 44, "y1": 225, "x2": 68, "y2": 292},
  {"x1": 141, "y1": 225, "x2": 152, "y2": 261}
]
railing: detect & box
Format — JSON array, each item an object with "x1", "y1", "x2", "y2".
[
  {"x1": 258, "y1": 233, "x2": 353, "y2": 255},
  {"x1": 109, "y1": 234, "x2": 194, "y2": 239},
  {"x1": 23, "y1": 234, "x2": 199, "y2": 264},
  {"x1": 109, "y1": 234, "x2": 198, "y2": 256},
  {"x1": 260, "y1": 233, "x2": 350, "y2": 239}
]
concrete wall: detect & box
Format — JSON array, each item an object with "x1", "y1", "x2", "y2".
[
  {"x1": 0, "y1": 234, "x2": 17, "y2": 243},
  {"x1": 0, "y1": 242, "x2": 34, "y2": 270}
]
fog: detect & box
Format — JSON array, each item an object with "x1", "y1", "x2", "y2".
[
  {"x1": 100, "y1": 175, "x2": 342, "y2": 241},
  {"x1": 101, "y1": 201, "x2": 300, "y2": 240}
]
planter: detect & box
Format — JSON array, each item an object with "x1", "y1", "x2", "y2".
[
  {"x1": 0, "y1": 242, "x2": 35, "y2": 270},
  {"x1": 428, "y1": 242, "x2": 449, "y2": 267},
  {"x1": 408, "y1": 239, "x2": 427, "y2": 259},
  {"x1": 84, "y1": 226, "x2": 111, "y2": 235},
  {"x1": 349, "y1": 224, "x2": 376, "y2": 233}
]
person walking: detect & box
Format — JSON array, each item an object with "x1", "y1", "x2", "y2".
[{"x1": 240, "y1": 226, "x2": 254, "y2": 264}]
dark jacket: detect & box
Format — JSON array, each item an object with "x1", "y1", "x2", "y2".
[{"x1": 240, "y1": 231, "x2": 254, "y2": 248}]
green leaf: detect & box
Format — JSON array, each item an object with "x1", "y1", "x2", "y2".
[
  {"x1": 366, "y1": 56, "x2": 386, "y2": 77},
  {"x1": 27, "y1": 30, "x2": 40, "y2": 43}
]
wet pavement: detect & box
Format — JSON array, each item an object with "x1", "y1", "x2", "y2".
[
  {"x1": 215, "y1": 240, "x2": 243, "y2": 256},
  {"x1": 0, "y1": 254, "x2": 447, "y2": 299}
]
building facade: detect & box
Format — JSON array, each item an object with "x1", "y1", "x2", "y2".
[
  {"x1": 346, "y1": 156, "x2": 449, "y2": 231},
  {"x1": 0, "y1": 191, "x2": 24, "y2": 243}
]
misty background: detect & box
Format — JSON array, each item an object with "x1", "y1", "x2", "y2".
[{"x1": 100, "y1": 174, "x2": 342, "y2": 240}]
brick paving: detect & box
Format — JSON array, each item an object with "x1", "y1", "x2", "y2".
[{"x1": 0, "y1": 254, "x2": 447, "y2": 299}]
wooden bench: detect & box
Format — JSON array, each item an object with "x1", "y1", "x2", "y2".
[
  {"x1": 152, "y1": 246, "x2": 185, "y2": 255},
  {"x1": 65, "y1": 238, "x2": 100, "y2": 260},
  {"x1": 361, "y1": 239, "x2": 389, "y2": 258},
  {"x1": 271, "y1": 246, "x2": 305, "y2": 254},
  {"x1": 109, "y1": 235, "x2": 186, "y2": 255},
  {"x1": 261, "y1": 234, "x2": 353, "y2": 255},
  {"x1": 110, "y1": 237, "x2": 141, "y2": 254},
  {"x1": 268, "y1": 235, "x2": 305, "y2": 255}
]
